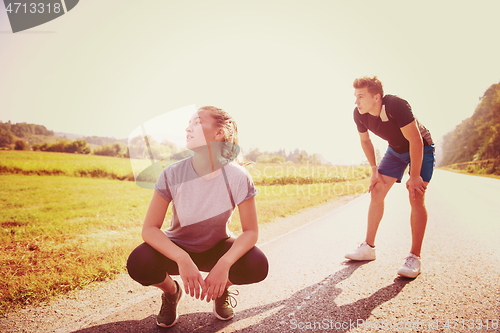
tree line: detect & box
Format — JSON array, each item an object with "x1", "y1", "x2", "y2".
[
  {"x1": 1, "y1": 121, "x2": 326, "y2": 164},
  {"x1": 0, "y1": 121, "x2": 53, "y2": 148},
  {"x1": 0, "y1": 121, "x2": 128, "y2": 157},
  {"x1": 0, "y1": 122, "x2": 190, "y2": 160},
  {"x1": 244, "y1": 148, "x2": 324, "y2": 165},
  {"x1": 440, "y1": 81, "x2": 500, "y2": 166},
  {"x1": 15, "y1": 138, "x2": 129, "y2": 157}
]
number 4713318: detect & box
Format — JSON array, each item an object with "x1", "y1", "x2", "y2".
[
  {"x1": 5, "y1": 2, "x2": 62, "y2": 14},
  {"x1": 443, "y1": 319, "x2": 498, "y2": 330}
]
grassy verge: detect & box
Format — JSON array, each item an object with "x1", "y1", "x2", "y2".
[
  {"x1": 0, "y1": 175, "x2": 155, "y2": 313},
  {"x1": 440, "y1": 158, "x2": 500, "y2": 180},
  {"x1": 440, "y1": 167, "x2": 500, "y2": 180},
  {"x1": 248, "y1": 162, "x2": 370, "y2": 185},
  {"x1": 0, "y1": 155, "x2": 370, "y2": 314},
  {"x1": 229, "y1": 179, "x2": 369, "y2": 232}
]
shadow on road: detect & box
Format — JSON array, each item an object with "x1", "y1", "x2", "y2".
[{"x1": 73, "y1": 261, "x2": 412, "y2": 332}]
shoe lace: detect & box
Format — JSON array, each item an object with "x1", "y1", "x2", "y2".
[
  {"x1": 159, "y1": 293, "x2": 177, "y2": 316},
  {"x1": 404, "y1": 256, "x2": 417, "y2": 267},
  {"x1": 225, "y1": 289, "x2": 239, "y2": 308}
]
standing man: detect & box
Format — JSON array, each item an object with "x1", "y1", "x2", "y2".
[{"x1": 345, "y1": 76, "x2": 435, "y2": 278}]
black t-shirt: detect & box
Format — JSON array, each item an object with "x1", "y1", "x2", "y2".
[{"x1": 353, "y1": 95, "x2": 432, "y2": 153}]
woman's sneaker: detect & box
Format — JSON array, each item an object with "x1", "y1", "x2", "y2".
[
  {"x1": 213, "y1": 289, "x2": 239, "y2": 320},
  {"x1": 397, "y1": 253, "x2": 421, "y2": 278},
  {"x1": 345, "y1": 242, "x2": 376, "y2": 261},
  {"x1": 157, "y1": 280, "x2": 184, "y2": 327}
]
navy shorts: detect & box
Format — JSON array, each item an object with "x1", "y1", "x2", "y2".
[{"x1": 378, "y1": 144, "x2": 435, "y2": 183}]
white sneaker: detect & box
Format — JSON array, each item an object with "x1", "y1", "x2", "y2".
[
  {"x1": 345, "y1": 242, "x2": 376, "y2": 261},
  {"x1": 397, "y1": 253, "x2": 421, "y2": 278}
]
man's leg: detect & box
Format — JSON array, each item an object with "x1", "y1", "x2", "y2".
[
  {"x1": 397, "y1": 181, "x2": 429, "y2": 278},
  {"x1": 365, "y1": 174, "x2": 398, "y2": 247},
  {"x1": 408, "y1": 182, "x2": 429, "y2": 257},
  {"x1": 397, "y1": 143, "x2": 435, "y2": 278}
]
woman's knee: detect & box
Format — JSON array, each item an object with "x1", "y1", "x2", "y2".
[
  {"x1": 230, "y1": 246, "x2": 269, "y2": 284},
  {"x1": 126, "y1": 243, "x2": 163, "y2": 285},
  {"x1": 253, "y1": 250, "x2": 269, "y2": 282},
  {"x1": 248, "y1": 247, "x2": 269, "y2": 281}
]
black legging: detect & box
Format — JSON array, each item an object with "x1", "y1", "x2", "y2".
[{"x1": 127, "y1": 238, "x2": 268, "y2": 286}]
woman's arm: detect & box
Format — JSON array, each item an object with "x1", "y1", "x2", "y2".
[
  {"x1": 202, "y1": 196, "x2": 259, "y2": 301},
  {"x1": 142, "y1": 191, "x2": 206, "y2": 298}
]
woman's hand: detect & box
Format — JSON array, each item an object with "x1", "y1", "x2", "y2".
[
  {"x1": 199, "y1": 197, "x2": 259, "y2": 302},
  {"x1": 178, "y1": 258, "x2": 206, "y2": 299},
  {"x1": 201, "y1": 261, "x2": 230, "y2": 302},
  {"x1": 142, "y1": 192, "x2": 206, "y2": 299}
]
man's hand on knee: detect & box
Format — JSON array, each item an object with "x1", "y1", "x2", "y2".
[
  {"x1": 406, "y1": 176, "x2": 426, "y2": 201},
  {"x1": 369, "y1": 168, "x2": 387, "y2": 193}
]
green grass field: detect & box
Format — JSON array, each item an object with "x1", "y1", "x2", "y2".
[
  {"x1": 0, "y1": 175, "x2": 152, "y2": 313},
  {"x1": 0, "y1": 150, "x2": 135, "y2": 180},
  {"x1": 1, "y1": 151, "x2": 370, "y2": 184},
  {"x1": 247, "y1": 162, "x2": 370, "y2": 185},
  {"x1": 0, "y1": 151, "x2": 370, "y2": 313}
]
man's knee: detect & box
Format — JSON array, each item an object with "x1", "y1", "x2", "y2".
[
  {"x1": 408, "y1": 191, "x2": 426, "y2": 206},
  {"x1": 371, "y1": 182, "x2": 389, "y2": 201},
  {"x1": 408, "y1": 182, "x2": 428, "y2": 206}
]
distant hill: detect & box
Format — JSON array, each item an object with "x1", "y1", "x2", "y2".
[
  {"x1": 54, "y1": 131, "x2": 85, "y2": 140},
  {"x1": 82, "y1": 135, "x2": 128, "y2": 146},
  {"x1": 440, "y1": 81, "x2": 500, "y2": 166},
  {"x1": 54, "y1": 132, "x2": 128, "y2": 146},
  {"x1": 0, "y1": 121, "x2": 57, "y2": 147},
  {"x1": 242, "y1": 147, "x2": 331, "y2": 165},
  {"x1": 0, "y1": 121, "x2": 128, "y2": 150}
]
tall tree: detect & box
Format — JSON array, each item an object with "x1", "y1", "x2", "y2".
[{"x1": 440, "y1": 81, "x2": 500, "y2": 166}]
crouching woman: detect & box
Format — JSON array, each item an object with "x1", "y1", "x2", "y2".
[{"x1": 127, "y1": 106, "x2": 268, "y2": 327}]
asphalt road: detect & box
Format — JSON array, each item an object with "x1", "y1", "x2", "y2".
[{"x1": 7, "y1": 170, "x2": 500, "y2": 332}]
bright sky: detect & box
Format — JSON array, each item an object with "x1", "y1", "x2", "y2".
[{"x1": 1, "y1": 1, "x2": 499, "y2": 164}]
